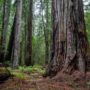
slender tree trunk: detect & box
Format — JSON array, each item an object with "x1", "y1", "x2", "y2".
[
  {"x1": 45, "y1": 0, "x2": 89, "y2": 77},
  {"x1": 0, "y1": 0, "x2": 11, "y2": 62},
  {"x1": 20, "y1": 0, "x2": 29, "y2": 66},
  {"x1": 44, "y1": 0, "x2": 50, "y2": 64},
  {"x1": 6, "y1": 15, "x2": 16, "y2": 62},
  {"x1": 41, "y1": 0, "x2": 50, "y2": 65},
  {"x1": 11, "y1": 0, "x2": 22, "y2": 68},
  {"x1": 25, "y1": 0, "x2": 33, "y2": 66}
]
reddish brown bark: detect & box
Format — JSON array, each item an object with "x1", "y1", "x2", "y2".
[
  {"x1": 25, "y1": 0, "x2": 33, "y2": 66},
  {"x1": 45, "y1": 0, "x2": 89, "y2": 77},
  {"x1": 11, "y1": 0, "x2": 22, "y2": 68}
]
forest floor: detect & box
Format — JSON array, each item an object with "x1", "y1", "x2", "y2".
[{"x1": 0, "y1": 66, "x2": 90, "y2": 90}]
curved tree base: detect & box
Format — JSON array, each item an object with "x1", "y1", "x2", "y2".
[
  {"x1": 44, "y1": 52, "x2": 86, "y2": 78},
  {"x1": 44, "y1": 0, "x2": 89, "y2": 78}
]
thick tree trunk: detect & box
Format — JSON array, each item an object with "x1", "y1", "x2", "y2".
[
  {"x1": 45, "y1": 0, "x2": 89, "y2": 77},
  {"x1": 25, "y1": 0, "x2": 33, "y2": 66},
  {"x1": 11, "y1": 0, "x2": 22, "y2": 68}
]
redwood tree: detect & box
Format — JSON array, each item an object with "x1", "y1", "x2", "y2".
[
  {"x1": 0, "y1": 0, "x2": 11, "y2": 62},
  {"x1": 45, "y1": 0, "x2": 89, "y2": 77},
  {"x1": 11, "y1": 0, "x2": 22, "y2": 68},
  {"x1": 25, "y1": 0, "x2": 33, "y2": 66}
]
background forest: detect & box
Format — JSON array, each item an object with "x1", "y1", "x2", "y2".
[
  {"x1": 0, "y1": 0, "x2": 90, "y2": 90},
  {"x1": 0, "y1": 0, "x2": 90, "y2": 66},
  {"x1": 0, "y1": 0, "x2": 52, "y2": 66}
]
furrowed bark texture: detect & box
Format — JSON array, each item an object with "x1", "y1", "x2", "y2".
[
  {"x1": 11, "y1": 0, "x2": 22, "y2": 68},
  {"x1": 46, "y1": 0, "x2": 89, "y2": 76},
  {"x1": 25, "y1": 0, "x2": 33, "y2": 66},
  {"x1": 6, "y1": 15, "x2": 16, "y2": 62}
]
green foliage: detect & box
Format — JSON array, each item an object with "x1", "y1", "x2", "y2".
[
  {"x1": 19, "y1": 64, "x2": 45, "y2": 74},
  {"x1": 7, "y1": 64, "x2": 45, "y2": 80},
  {"x1": 12, "y1": 72, "x2": 26, "y2": 79},
  {"x1": 32, "y1": 36, "x2": 45, "y2": 64},
  {"x1": 85, "y1": 12, "x2": 90, "y2": 43},
  {"x1": 0, "y1": 0, "x2": 90, "y2": 69},
  {"x1": 7, "y1": 68, "x2": 26, "y2": 80}
]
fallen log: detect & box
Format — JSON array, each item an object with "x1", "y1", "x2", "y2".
[
  {"x1": 0, "y1": 73, "x2": 10, "y2": 83},
  {"x1": 0, "y1": 63, "x2": 12, "y2": 83}
]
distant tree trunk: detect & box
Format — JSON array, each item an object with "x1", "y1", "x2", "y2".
[
  {"x1": 20, "y1": 0, "x2": 29, "y2": 66},
  {"x1": 45, "y1": 0, "x2": 89, "y2": 77},
  {"x1": 0, "y1": 0, "x2": 11, "y2": 62},
  {"x1": 11, "y1": 0, "x2": 22, "y2": 68},
  {"x1": 20, "y1": 25, "x2": 26, "y2": 65},
  {"x1": 20, "y1": 39, "x2": 25, "y2": 66},
  {"x1": 40, "y1": 0, "x2": 50, "y2": 65},
  {"x1": 25, "y1": 0, "x2": 33, "y2": 66},
  {"x1": 6, "y1": 15, "x2": 16, "y2": 62},
  {"x1": 44, "y1": 0, "x2": 50, "y2": 65}
]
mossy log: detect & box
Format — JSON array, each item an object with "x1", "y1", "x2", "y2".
[{"x1": 0, "y1": 64, "x2": 11, "y2": 83}]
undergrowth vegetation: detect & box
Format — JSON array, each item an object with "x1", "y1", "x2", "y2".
[
  {"x1": 8, "y1": 64, "x2": 45, "y2": 79},
  {"x1": 19, "y1": 64, "x2": 45, "y2": 74}
]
